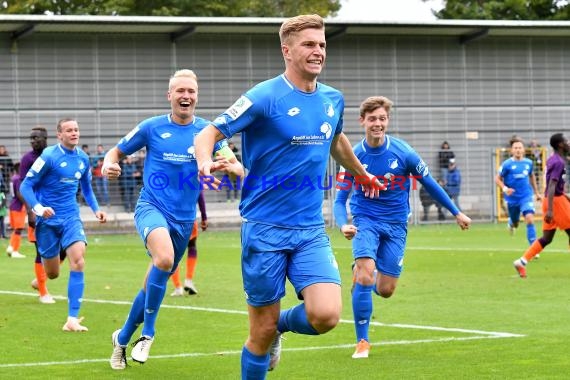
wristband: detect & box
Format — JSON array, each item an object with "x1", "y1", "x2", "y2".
[{"x1": 32, "y1": 204, "x2": 47, "y2": 216}]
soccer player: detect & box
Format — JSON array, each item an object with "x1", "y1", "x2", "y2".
[
  {"x1": 104, "y1": 69, "x2": 243, "y2": 370},
  {"x1": 7, "y1": 163, "x2": 26, "y2": 258},
  {"x1": 194, "y1": 14, "x2": 380, "y2": 379},
  {"x1": 20, "y1": 118, "x2": 107, "y2": 331},
  {"x1": 334, "y1": 96, "x2": 472, "y2": 359},
  {"x1": 513, "y1": 133, "x2": 570, "y2": 278},
  {"x1": 19, "y1": 127, "x2": 58, "y2": 303},
  {"x1": 170, "y1": 191, "x2": 207, "y2": 296},
  {"x1": 495, "y1": 138, "x2": 542, "y2": 245}
]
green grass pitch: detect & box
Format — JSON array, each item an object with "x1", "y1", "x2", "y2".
[{"x1": 1, "y1": 223, "x2": 569, "y2": 379}]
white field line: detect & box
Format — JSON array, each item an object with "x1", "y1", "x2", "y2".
[
  {"x1": 332, "y1": 245, "x2": 569, "y2": 253},
  {"x1": 0, "y1": 290, "x2": 524, "y2": 368}
]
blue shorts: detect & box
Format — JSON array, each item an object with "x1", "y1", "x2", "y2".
[
  {"x1": 134, "y1": 202, "x2": 194, "y2": 273},
  {"x1": 352, "y1": 216, "x2": 407, "y2": 278},
  {"x1": 241, "y1": 221, "x2": 341, "y2": 307},
  {"x1": 507, "y1": 196, "x2": 535, "y2": 221},
  {"x1": 36, "y1": 216, "x2": 86, "y2": 259}
]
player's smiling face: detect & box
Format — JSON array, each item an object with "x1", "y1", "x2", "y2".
[
  {"x1": 57, "y1": 120, "x2": 80, "y2": 150},
  {"x1": 361, "y1": 107, "x2": 389, "y2": 146},
  {"x1": 168, "y1": 77, "x2": 198, "y2": 124},
  {"x1": 283, "y1": 28, "x2": 326, "y2": 80}
]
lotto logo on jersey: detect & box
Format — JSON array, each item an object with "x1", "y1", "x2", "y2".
[{"x1": 226, "y1": 96, "x2": 253, "y2": 121}]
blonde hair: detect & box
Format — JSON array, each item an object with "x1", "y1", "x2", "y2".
[
  {"x1": 279, "y1": 14, "x2": 324, "y2": 44},
  {"x1": 359, "y1": 96, "x2": 393, "y2": 118},
  {"x1": 169, "y1": 69, "x2": 198, "y2": 90},
  {"x1": 57, "y1": 118, "x2": 76, "y2": 132}
]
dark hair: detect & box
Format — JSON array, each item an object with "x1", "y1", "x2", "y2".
[{"x1": 550, "y1": 133, "x2": 565, "y2": 150}]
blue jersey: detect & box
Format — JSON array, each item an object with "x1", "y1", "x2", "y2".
[
  {"x1": 118, "y1": 114, "x2": 226, "y2": 223},
  {"x1": 336, "y1": 136, "x2": 429, "y2": 224},
  {"x1": 499, "y1": 157, "x2": 534, "y2": 203},
  {"x1": 20, "y1": 144, "x2": 98, "y2": 225},
  {"x1": 212, "y1": 74, "x2": 344, "y2": 228}
]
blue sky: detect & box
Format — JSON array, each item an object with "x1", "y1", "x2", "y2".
[{"x1": 332, "y1": 0, "x2": 444, "y2": 21}]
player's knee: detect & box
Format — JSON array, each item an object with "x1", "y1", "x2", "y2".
[
  {"x1": 377, "y1": 284, "x2": 396, "y2": 298},
  {"x1": 46, "y1": 271, "x2": 59, "y2": 280},
  {"x1": 355, "y1": 269, "x2": 375, "y2": 286},
  {"x1": 153, "y1": 256, "x2": 174, "y2": 271},
  {"x1": 307, "y1": 309, "x2": 340, "y2": 334}
]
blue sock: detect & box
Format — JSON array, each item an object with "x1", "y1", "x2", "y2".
[
  {"x1": 277, "y1": 303, "x2": 318, "y2": 335},
  {"x1": 241, "y1": 346, "x2": 269, "y2": 380},
  {"x1": 352, "y1": 283, "x2": 374, "y2": 342},
  {"x1": 527, "y1": 223, "x2": 537, "y2": 245},
  {"x1": 67, "y1": 271, "x2": 84, "y2": 318},
  {"x1": 142, "y1": 266, "x2": 170, "y2": 338},
  {"x1": 118, "y1": 289, "x2": 145, "y2": 346}
]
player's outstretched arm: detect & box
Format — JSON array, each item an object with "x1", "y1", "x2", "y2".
[{"x1": 102, "y1": 147, "x2": 124, "y2": 180}]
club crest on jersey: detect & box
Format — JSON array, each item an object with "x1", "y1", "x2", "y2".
[
  {"x1": 226, "y1": 96, "x2": 253, "y2": 121},
  {"x1": 388, "y1": 159, "x2": 399, "y2": 170},
  {"x1": 324, "y1": 102, "x2": 335, "y2": 117}
]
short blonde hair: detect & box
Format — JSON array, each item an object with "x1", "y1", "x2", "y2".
[
  {"x1": 359, "y1": 96, "x2": 393, "y2": 118},
  {"x1": 169, "y1": 69, "x2": 198, "y2": 90},
  {"x1": 279, "y1": 14, "x2": 324, "y2": 44}
]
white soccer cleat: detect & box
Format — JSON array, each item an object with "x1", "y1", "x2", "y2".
[
  {"x1": 110, "y1": 329, "x2": 127, "y2": 370},
  {"x1": 170, "y1": 287, "x2": 184, "y2": 297},
  {"x1": 62, "y1": 316, "x2": 89, "y2": 332},
  {"x1": 39, "y1": 294, "x2": 56, "y2": 304},
  {"x1": 8, "y1": 251, "x2": 26, "y2": 258},
  {"x1": 184, "y1": 279, "x2": 198, "y2": 295},
  {"x1": 31, "y1": 278, "x2": 39, "y2": 290},
  {"x1": 131, "y1": 336, "x2": 153, "y2": 364},
  {"x1": 268, "y1": 332, "x2": 283, "y2": 371},
  {"x1": 6, "y1": 245, "x2": 14, "y2": 254},
  {"x1": 352, "y1": 339, "x2": 371, "y2": 359}
]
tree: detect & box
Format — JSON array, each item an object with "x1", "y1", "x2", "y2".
[
  {"x1": 0, "y1": 0, "x2": 341, "y2": 17},
  {"x1": 432, "y1": 0, "x2": 570, "y2": 20}
]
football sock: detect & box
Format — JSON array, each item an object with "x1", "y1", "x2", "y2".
[
  {"x1": 526, "y1": 223, "x2": 537, "y2": 245},
  {"x1": 67, "y1": 271, "x2": 84, "y2": 318},
  {"x1": 352, "y1": 283, "x2": 374, "y2": 342},
  {"x1": 241, "y1": 346, "x2": 269, "y2": 379},
  {"x1": 34, "y1": 262, "x2": 48, "y2": 296},
  {"x1": 186, "y1": 250, "x2": 197, "y2": 280},
  {"x1": 523, "y1": 239, "x2": 544, "y2": 262},
  {"x1": 170, "y1": 266, "x2": 181, "y2": 288},
  {"x1": 10, "y1": 229, "x2": 22, "y2": 251},
  {"x1": 142, "y1": 266, "x2": 170, "y2": 337},
  {"x1": 118, "y1": 289, "x2": 145, "y2": 346},
  {"x1": 277, "y1": 303, "x2": 318, "y2": 335}
]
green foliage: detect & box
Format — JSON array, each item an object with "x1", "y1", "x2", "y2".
[
  {"x1": 0, "y1": 0, "x2": 341, "y2": 17},
  {"x1": 434, "y1": 0, "x2": 570, "y2": 20}
]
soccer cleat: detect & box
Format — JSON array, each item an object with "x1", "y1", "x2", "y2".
[
  {"x1": 6, "y1": 245, "x2": 14, "y2": 254},
  {"x1": 184, "y1": 279, "x2": 198, "y2": 295},
  {"x1": 39, "y1": 294, "x2": 56, "y2": 304},
  {"x1": 268, "y1": 332, "x2": 283, "y2": 371},
  {"x1": 131, "y1": 336, "x2": 153, "y2": 364},
  {"x1": 62, "y1": 316, "x2": 89, "y2": 332},
  {"x1": 30, "y1": 278, "x2": 39, "y2": 290},
  {"x1": 8, "y1": 251, "x2": 26, "y2": 258},
  {"x1": 110, "y1": 329, "x2": 127, "y2": 370},
  {"x1": 170, "y1": 287, "x2": 184, "y2": 297},
  {"x1": 513, "y1": 259, "x2": 527, "y2": 278},
  {"x1": 352, "y1": 339, "x2": 371, "y2": 359},
  {"x1": 533, "y1": 254, "x2": 540, "y2": 260}
]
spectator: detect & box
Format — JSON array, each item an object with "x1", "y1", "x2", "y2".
[
  {"x1": 120, "y1": 155, "x2": 140, "y2": 213},
  {"x1": 438, "y1": 141, "x2": 455, "y2": 180},
  {"x1": 0, "y1": 187, "x2": 7, "y2": 239},
  {"x1": 0, "y1": 145, "x2": 14, "y2": 191},
  {"x1": 445, "y1": 158, "x2": 461, "y2": 211},
  {"x1": 92, "y1": 144, "x2": 110, "y2": 206},
  {"x1": 419, "y1": 179, "x2": 446, "y2": 221}
]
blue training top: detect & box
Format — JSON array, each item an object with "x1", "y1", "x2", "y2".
[
  {"x1": 212, "y1": 74, "x2": 344, "y2": 228},
  {"x1": 117, "y1": 114, "x2": 226, "y2": 223},
  {"x1": 20, "y1": 143, "x2": 99, "y2": 225},
  {"x1": 334, "y1": 135, "x2": 459, "y2": 226}
]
